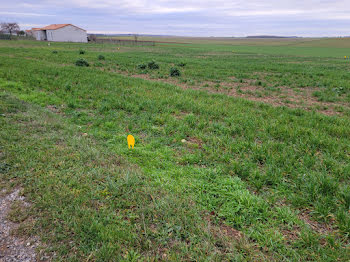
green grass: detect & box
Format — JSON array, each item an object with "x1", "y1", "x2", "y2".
[
  {"x1": 1, "y1": 39, "x2": 349, "y2": 113},
  {"x1": 0, "y1": 39, "x2": 349, "y2": 261}
]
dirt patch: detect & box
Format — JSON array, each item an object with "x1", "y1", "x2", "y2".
[
  {"x1": 172, "y1": 111, "x2": 189, "y2": 120},
  {"x1": 0, "y1": 188, "x2": 42, "y2": 261},
  {"x1": 218, "y1": 224, "x2": 243, "y2": 240},
  {"x1": 281, "y1": 226, "x2": 301, "y2": 244},
  {"x1": 185, "y1": 137, "x2": 203, "y2": 148},
  {"x1": 202, "y1": 213, "x2": 271, "y2": 260},
  {"x1": 298, "y1": 210, "x2": 334, "y2": 235},
  {"x1": 46, "y1": 105, "x2": 61, "y2": 114},
  {"x1": 203, "y1": 212, "x2": 243, "y2": 241}
]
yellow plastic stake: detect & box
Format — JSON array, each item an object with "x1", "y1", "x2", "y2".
[{"x1": 127, "y1": 135, "x2": 135, "y2": 149}]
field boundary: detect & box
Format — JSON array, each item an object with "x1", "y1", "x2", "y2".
[{"x1": 94, "y1": 38, "x2": 155, "y2": 46}]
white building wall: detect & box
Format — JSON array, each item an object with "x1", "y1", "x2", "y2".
[
  {"x1": 33, "y1": 30, "x2": 46, "y2": 41},
  {"x1": 46, "y1": 25, "x2": 87, "y2": 43}
]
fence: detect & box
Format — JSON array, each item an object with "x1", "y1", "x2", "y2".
[
  {"x1": 0, "y1": 34, "x2": 35, "y2": 40},
  {"x1": 93, "y1": 38, "x2": 155, "y2": 46},
  {"x1": 0, "y1": 34, "x2": 11, "y2": 40}
]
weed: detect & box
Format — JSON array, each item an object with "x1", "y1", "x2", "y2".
[
  {"x1": 170, "y1": 67, "x2": 181, "y2": 77},
  {"x1": 148, "y1": 60, "x2": 159, "y2": 70},
  {"x1": 137, "y1": 63, "x2": 147, "y2": 70},
  {"x1": 64, "y1": 84, "x2": 71, "y2": 92},
  {"x1": 75, "y1": 58, "x2": 89, "y2": 67}
]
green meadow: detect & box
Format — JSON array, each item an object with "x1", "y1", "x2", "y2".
[{"x1": 0, "y1": 38, "x2": 349, "y2": 261}]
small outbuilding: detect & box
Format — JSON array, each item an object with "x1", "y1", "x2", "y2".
[
  {"x1": 31, "y1": 28, "x2": 46, "y2": 40},
  {"x1": 31, "y1": 24, "x2": 87, "y2": 43}
]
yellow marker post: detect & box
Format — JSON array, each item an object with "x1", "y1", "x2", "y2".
[{"x1": 127, "y1": 135, "x2": 135, "y2": 149}]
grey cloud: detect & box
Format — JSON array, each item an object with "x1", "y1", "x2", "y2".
[{"x1": 0, "y1": 0, "x2": 349, "y2": 36}]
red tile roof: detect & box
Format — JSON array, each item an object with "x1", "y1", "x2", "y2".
[
  {"x1": 40, "y1": 24, "x2": 86, "y2": 31},
  {"x1": 40, "y1": 24, "x2": 70, "y2": 30}
]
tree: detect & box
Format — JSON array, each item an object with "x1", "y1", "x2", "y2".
[
  {"x1": 134, "y1": 34, "x2": 138, "y2": 42},
  {"x1": 0, "y1": 22, "x2": 20, "y2": 39},
  {"x1": 18, "y1": 30, "x2": 25, "y2": 36}
]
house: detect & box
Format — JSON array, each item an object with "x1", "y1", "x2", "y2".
[
  {"x1": 31, "y1": 28, "x2": 45, "y2": 40},
  {"x1": 31, "y1": 24, "x2": 87, "y2": 43},
  {"x1": 25, "y1": 30, "x2": 32, "y2": 36}
]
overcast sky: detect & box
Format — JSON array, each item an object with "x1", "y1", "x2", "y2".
[{"x1": 0, "y1": 0, "x2": 349, "y2": 36}]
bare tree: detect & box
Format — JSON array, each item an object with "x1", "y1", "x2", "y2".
[
  {"x1": 134, "y1": 34, "x2": 138, "y2": 42},
  {"x1": 0, "y1": 22, "x2": 20, "y2": 39}
]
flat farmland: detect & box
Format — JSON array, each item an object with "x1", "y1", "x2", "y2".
[{"x1": 0, "y1": 38, "x2": 349, "y2": 261}]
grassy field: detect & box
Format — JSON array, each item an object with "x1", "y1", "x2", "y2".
[{"x1": 0, "y1": 38, "x2": 349, "y2": 261}]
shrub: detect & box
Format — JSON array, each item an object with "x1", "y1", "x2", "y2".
[
  {"x1": 137, "y1": 63, "x2": 147, "y2": 70},
  {"x1": 177, "y1": 62, "x2": 186, "y2": 67},
  {"x1": 98, "y1": 54, "x2": 105, "y2": 60},
  {"x1": 148, "y1": 60, "x2": 159, "y2": 70},
  {"x1": 79, "y1": 49, "x2": 86, "y2": 54},
  {"x1": 170, "y1": 67, "x2": 181, "y2": 77},
  {"x1": 52, "y1": 50, "x2": 58, "y2": 54},
  {"x1": 75, "y1": 58, "x2": 89, "y2": 67}
]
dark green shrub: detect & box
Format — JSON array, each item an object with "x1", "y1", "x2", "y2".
[
  {"x1": 177, "y1": 62, "x2": 186, "y2": 67},
  {"x1": 79, "y1": 49, "x2": 86, "y2": 54},
  {"x1": 75, "y1": 58, "x2": 89, "y2": 67},
  {"x1": 52, "y1": 50, "x2": 58, "y2": 54},
  {"x1": 137, "y1": 63, "x2": 147, "y2": 70},
  {"x1": 98, "y1": 54, "x2": 105, "y2": 60},
  {"x1": 148, "y1": 60, "x2": 159, "y2": 70},
  {"x1": 170, "y1": 67, "x2": 181, "y2": 77}
]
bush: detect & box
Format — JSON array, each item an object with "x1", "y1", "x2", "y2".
[
  {"x1": 52, "y1": 50, "x2": 58, "y2": 54},
  {"x1": 79, "y1": 49, "x2": 86, "y2": 54},
  {"x1": 75, "y1": 58, "x2": 89, "y2": 67},
  {"x1": 177, "y1": 62, "x2": 186, "y2": 67},
  {"x1": 170, "y1": 67, "x2": 181, "y2": 77},
  {"x1": 137, "y1": 63, "x2": 147, "y2": 70},
  {"x1": 98, "y1": 54, "x2": 105, "y2": 60},
  {"x1": 148, "y1": 60, "x2": 159, "y2": 70}
]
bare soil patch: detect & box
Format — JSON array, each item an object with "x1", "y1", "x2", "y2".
[
  {"x1": 298, "y1": 210, "x2": 335, "y2": 235},
  {"x1": 0, "y1": 189, "x2": 43, "y2": 261},
  {"x1": 281, "y1": 226, "x2": 301, "y2": 244}
]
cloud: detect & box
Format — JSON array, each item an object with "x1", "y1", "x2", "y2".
[
  {"x1": 1, "y1": 0, "x2": 349, "y2": 36},
  {"x1": 0, "y1": 11, "x2": 55, "y2": 17}
]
